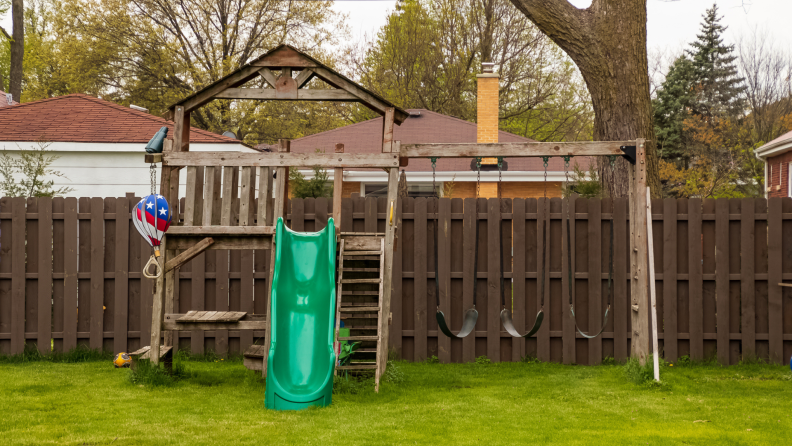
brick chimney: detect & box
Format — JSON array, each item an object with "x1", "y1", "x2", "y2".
[{"x1": 477, "y1": 62, "x2": 499, "y2": 143}]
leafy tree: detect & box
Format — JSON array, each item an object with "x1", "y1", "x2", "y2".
[
  {"x1": 348, "y1": 0, "x2": 593, "y2": 141},
  {"x1": 17, "y1": 0, "x2": 352, "y2": 146},
  {"x1": 0, "y1": 140, "x2": 75, "y2": 197}
]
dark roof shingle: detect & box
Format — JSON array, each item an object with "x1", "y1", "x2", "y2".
[{"x1": 0, "y1": 94, "x2": 242, "y2": 145}]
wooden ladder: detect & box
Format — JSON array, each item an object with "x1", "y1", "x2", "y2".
[{"x1": 334, "y1": 233, "x2": 386, "y2": 392}]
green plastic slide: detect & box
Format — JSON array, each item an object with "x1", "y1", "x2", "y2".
[{"x1": 265, "y1": 217, "x2": 337, "y2": 410}]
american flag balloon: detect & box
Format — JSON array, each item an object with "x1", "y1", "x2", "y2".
[{"x1": 133, "y1": 194, "x2": 171, "y2": 254}]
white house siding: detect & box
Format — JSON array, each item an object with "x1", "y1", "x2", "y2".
[{"x1": 0, "y1": 141, "x2": 255, "y2": 198}]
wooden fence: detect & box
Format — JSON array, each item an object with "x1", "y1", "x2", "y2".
[{"x1": 1, "y1": 195, "x2": 791, "y2": 365}]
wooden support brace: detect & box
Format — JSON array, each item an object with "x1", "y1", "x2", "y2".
[
  {"x1": 334, "y1": 143, "x2": 344, "y2": 231},
  {"x1": 164, "y1": 237, "x2": 214, "y2": 273}
]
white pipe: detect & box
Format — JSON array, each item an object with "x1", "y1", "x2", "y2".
[{"x1": 646, "y1": 187, "x2": 660, "y2": 382}]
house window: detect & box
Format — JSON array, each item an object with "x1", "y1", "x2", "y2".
[{"x1": 363, "y1": 183, "x2": 438, "y2": 198}]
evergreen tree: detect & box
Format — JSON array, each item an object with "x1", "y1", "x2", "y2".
[
  {"x1": 653, "y1": 3, "x2": 745, "y2": 163},
  {"x1": 652, "y1": 56, "x2": 695, "y2": 161},
  {"x1": 685, "y1": 3, "x2": 745, "y2": 118}
]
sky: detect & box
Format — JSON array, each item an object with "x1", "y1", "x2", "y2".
[
  {"x1": 334, "y1": 0, "x2": 792, "y2": 53},
  {"x1": 2, "y1": 1, "x2": 791, "y2": 65}
]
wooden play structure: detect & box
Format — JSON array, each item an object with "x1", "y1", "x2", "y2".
[{"x1": 138, "y1": 45, "x2": 655, "y2": 390}]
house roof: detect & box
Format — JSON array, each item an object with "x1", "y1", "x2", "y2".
[
  {"x1": 755, "y1": 129, "x2": 792, "y2": 160},
  {"x1": 0, "y1": 90, "x2": 18, "y2": 108},
  {"x1": 0, "y1": 94, "x2": 246, "y2": 145},
  {"x1": 282, "y1": 109, "x2": 582, "y2": 172}
]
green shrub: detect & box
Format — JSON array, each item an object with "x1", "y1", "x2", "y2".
[
  {"x1": 520, "y1": 355, "x2": 541, "y2": 364},
  {"x1": 424, "y1": 355, "x2": 439, "y2": 364},
  {"x1": 601, "y1": 356, "x2": 616, "y2": 366},
  {"x1": 475, "y1": 356, "x2": 491, "y2": 365},
  {"x1": 384, "y1": 361, "x2": 405, "y2": 384},
  {"x1": 333, "y1": 374, "x2": 373, "y2": 395}
]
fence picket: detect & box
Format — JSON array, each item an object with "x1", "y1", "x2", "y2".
[
  {"x1": 462, "y1": 198, "x2": 477, "y2": 362},
  {"x1": 613, "y1": 198, "x2": 628, "y2": 362},
  {"x1": 37, "y1": 197, "x2": 53, "y2": 354},
  {"x1": 512, "y1": 198, "x2": 526, "y2": 362},
  {"x1": 114, "y1": 198, "x2": 130, "y2": 353},
  {"x1": 438, "y1": 198, "x2": 451, "y2": 363},
  {"x1": 768, "y1": 198, "x2": 783, "y2": 362},
  {"x1": 689, "y1": 198, "x2": 704, "y2": 360},
  {"x1": 714, "y1": 199, "x2": 729, "y2": 364},
  {"x1": 741, "y1": 198, "x2": 756, "y2": 358},
  {"x1": 413, "y1": 198, "x2": 428, "y2": 361}
]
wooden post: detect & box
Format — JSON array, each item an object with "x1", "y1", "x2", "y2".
[
  {"x1": 333, "y1": 144, "x2": 344, "y2": 231},
  {"x1": 629, "y1": 139, "x2": 650, "y2": 364},
  {"x1": 150, "y1": 237, "x2": 166, "y2": 365},
  {"x1": 380, "y1": 167, "x2": 399, "y2": 377},
  {"x1": 263, "y1": 139, "x2": 290, "y2": 376},
  {"x1": 382, "y1": 107, "x2": 395, "y2": 153}
]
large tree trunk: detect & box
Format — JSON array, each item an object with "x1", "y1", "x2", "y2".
[
  {"x1": 508, "y1": 0, "x2": 660, "y2": 198},
  {"x1": 9, "y1": 0, "x2": 24, "y2": 102}
]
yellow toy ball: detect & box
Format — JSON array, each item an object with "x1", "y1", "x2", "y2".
[{"x1": 113, "y1": 352, "x2": 132, "y2": 368}]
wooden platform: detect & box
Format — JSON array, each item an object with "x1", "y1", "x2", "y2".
[{"x1": 163, "y1": 313, "x2": 267, "y2": 331}]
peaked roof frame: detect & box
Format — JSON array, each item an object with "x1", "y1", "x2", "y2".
[{"x1": 167, "y1": 45, "x2": 408, "y2": 124}]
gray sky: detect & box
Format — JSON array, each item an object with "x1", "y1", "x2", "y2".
[{"x1": 336, "y1": 0, "x2": 792, "y2": 53}]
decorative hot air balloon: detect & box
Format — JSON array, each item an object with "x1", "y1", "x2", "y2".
[{"x1": 133, "y1": 194, "x2": 172, "y2": 278}]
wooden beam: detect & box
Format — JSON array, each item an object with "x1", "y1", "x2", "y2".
[
  {"x1": 258, "y1": 68, "x2": 278, "y2": 87},
  {"x1": 167, "y1": 225, "x2": 275, "y2": 236},
  {"x1": 295, "y1": 69, "x2": 314, "y2": 88},
  {"x1": 163, "y1": 313, "x2": 267, "y2": 331},
  {"x1": 310, "y1": 66, "x2": 409, "y2": 123},
  {"x1": 145, "y1": 154, "x2": 163, "y2": 164},
  {"x1": 167, "y1": 236, "x2": 271, "y2": 251},
  {"x1": 257, "y1": 166, "x2": 273, "y2": 226},
  {"x1": 164, "y1": 237, "x2": 215, "y2": 273},
  {"x1": 400, "y1": 141, "x2": 635, "y2": 158},
  {"x1": 333, "y1": 143, "x2": 344, "y2": 231},
  {"x1": 162, "y1": 152, "x2": 400, "y2": 168},
  {"x1": 215, "y1": 88, "x2": 360, "y2": 101},
  {"x1": 173, "y1": 64, "x2": 263, "y2": 113}
]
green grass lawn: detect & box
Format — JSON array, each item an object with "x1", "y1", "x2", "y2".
[{"x1": 1, "y1": 356, "x2": 791, "y2": 445}]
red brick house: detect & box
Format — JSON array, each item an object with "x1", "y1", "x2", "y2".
[
  {"x1": 756, "y1": 130, "x2": 792, "y2": 197},
  {"x1": 275, "y1": 65, "x2": 589, "y2": 199}
]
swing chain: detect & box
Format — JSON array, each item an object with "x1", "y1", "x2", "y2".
[
  {"x1": 430, "y1": 157, "x2": 438, "y2": 198},
  {"x1": 497, "y1": 157, "x2": 503, "y2": 199},
  {"x1": 149, "y1": 163, "x2": 157, "y2": 196},
  {"x1": 475, "y1": 157, "x2": 482, "y2": 198}
]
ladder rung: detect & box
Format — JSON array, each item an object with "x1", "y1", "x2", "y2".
[
  {"x1": 341, "y1": 279, "x2": 380, "y2": 284},
  {"x1": 339, "y1": 336, "x2": 378, "y2": 341},
  {"x1": 340, "y1": 306, "x2": 379, "y2": 313},
  {"x1": 356, "y1": 348, "x2": 377, "y2": 353},
  {"x1": 341, "y1": 268, "x2": 380, "y2": 272},
  {"x1": 342, "y1": 251, "x2": 382, "y2": 256},
  {"x1": 341, "y1": 291, "x2": 380, "y2": 296},
  {"x1": 341, "y1": 232, "x2": 385, "y2": 236},
  {"x1": 336, "y1": 365, "x2": 377, "y2": 370}
]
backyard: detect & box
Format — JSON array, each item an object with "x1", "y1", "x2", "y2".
[{"x1": 1, "y1": 354, "x2": 790, "y2": 445}]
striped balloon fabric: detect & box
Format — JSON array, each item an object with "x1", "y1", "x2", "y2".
[{"x1": 133, "y1": 194, "x2": 171, "y2": 255}]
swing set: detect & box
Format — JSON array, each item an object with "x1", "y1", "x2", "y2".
[{"x1": 410, "y1": 142, "x2": 653, "y2": 356}]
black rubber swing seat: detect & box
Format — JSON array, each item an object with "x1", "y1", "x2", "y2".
[
  {"x1": 501, "y1": 308, "x2": 544, "y2": 338},
  {"x1": 437, "y1": 308, "x2": 478, "y2": 339}
]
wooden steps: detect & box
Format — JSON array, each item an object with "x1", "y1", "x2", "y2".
[{"x1": 334, "y1": 235, "x2": 386, "y2": 392}]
